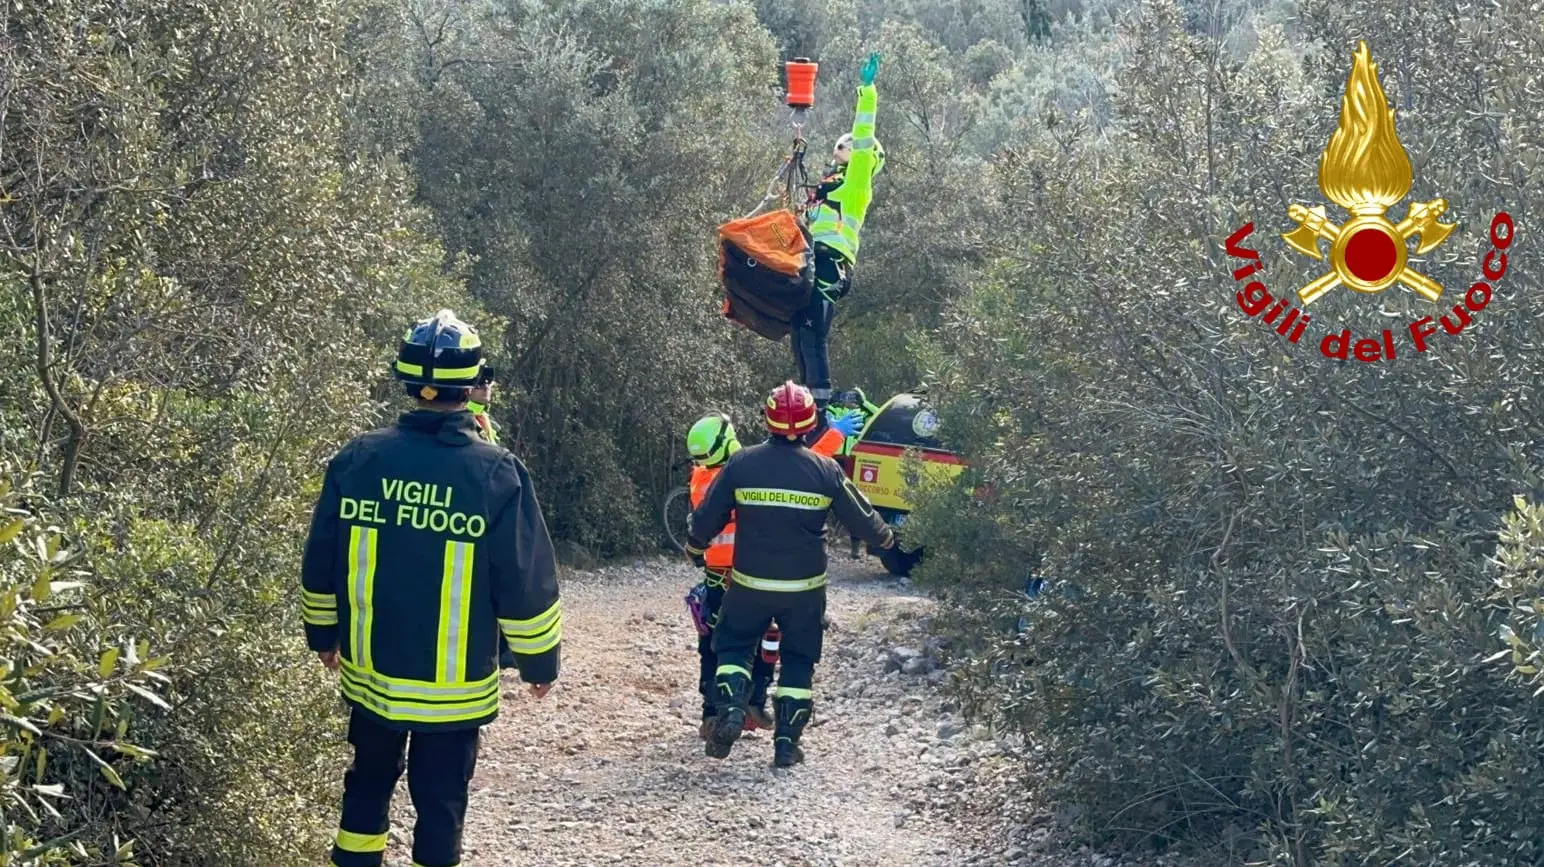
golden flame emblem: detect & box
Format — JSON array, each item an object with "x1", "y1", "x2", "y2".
[{"x1": 1282, "y1": 41, "x2": 1456, "y2": 304}]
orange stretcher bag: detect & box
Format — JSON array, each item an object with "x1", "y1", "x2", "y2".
[{"x1": 717, "y1": 208, "x2": 814, "y2": 341}]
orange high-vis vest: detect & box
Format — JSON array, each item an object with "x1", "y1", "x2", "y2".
[
  {"x1": 689, "y1": 463, "x2": 736, "y2": 570},
  {"x1": 689, "y1": 426, "x2": 846, "y2": 570}
]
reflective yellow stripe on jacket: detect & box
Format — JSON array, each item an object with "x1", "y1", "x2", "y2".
[
  {"x1": 733, "y1": 488, "x2": 833, "y2": 510},
  {"x1": 302, "y1": 589, "x2": 337, "y2": 626},
  {"x1": 731, "y1": 570, "x2": 828, "y2": 592},
  {"x1": 436, "y1": 541, "x2": 474, "y2": 683},
  {"x1": 341, "y1": 528, "x2": 499, "y2": 725},
  {"x1": 500, "y1": 601, "x2": 562, "y2": 655},
  {"x1": 347, "y1": 526, "x2": 378, "y2": 669},
  {"x1": 807, "y1": 210, "x2": 863, "y2": 261},
  {"x1": 339, "y1": 660, "x2": 500, "y2": 725}
]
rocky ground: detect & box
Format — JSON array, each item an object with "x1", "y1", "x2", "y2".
[{"x1": 378, "y1": 555, "x2": 1158, "y2": 867}]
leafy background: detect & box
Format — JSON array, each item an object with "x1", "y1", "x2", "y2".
[{"x1": 2, "y1": 0, "x2": 1542, "y2": 862}]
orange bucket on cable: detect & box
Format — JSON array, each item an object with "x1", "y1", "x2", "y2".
[{"x1": 784, "y1": 57, "x2": 818, "y2": 109}]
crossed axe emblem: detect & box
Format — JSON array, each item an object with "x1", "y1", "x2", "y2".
[{"x1": 1283, "y1": 199, "x2": 1455, "y2": 305}]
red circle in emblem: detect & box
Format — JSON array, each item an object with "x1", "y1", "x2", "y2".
[{"x1": 1344, "y1": 227, "x2": 1399, "y2": 284}]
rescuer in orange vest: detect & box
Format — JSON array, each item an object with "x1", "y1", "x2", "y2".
[{"x1": 683, "y1": 409, "x2": 858, "y2": 738}]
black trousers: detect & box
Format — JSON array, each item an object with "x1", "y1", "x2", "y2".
[
  {"x1": 712, "y1": 584, "x2": 827, "y2": 694},
  {"x1": 790, "y1": 245, "x2": 848, "y2": 406},
  {"x1": 329, "y1": 708, "x2": 480, "y2": 867},
  {"x1": 697, "y1": 572, "x2": 776, "y2": 719}
]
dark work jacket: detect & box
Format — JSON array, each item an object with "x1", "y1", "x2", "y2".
[
  {"x1": 685, "y1": 437, "x2": 893, "y2": 587},
  {"x1": 300, "y1": 409, "x2": 561, "y2": 732}
]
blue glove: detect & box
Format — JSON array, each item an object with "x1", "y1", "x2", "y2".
[
  {"x1": 860, "y1": 52, "x2": 881, "y2": 86},
  {"x1": 828, "y1": 411, "x2": 863, "y2": 438}
]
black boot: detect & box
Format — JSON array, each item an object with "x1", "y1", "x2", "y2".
[
  {"x1": 706, "y1": 670, "x2": 751, "y2": 759},
  {"x1": 772, "y1": 695, "x2": 813, "y2": 768}
]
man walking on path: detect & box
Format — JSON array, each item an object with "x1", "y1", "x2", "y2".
[
  {"x1": 685, "y1": 381, "x2": 895, "y2": 767},
  {"x1": 682, "y1": 409, "x2": 862, "y2": 738},
  {"x1": 301, "y1": 309, "x2": 563, "y2": 867}
]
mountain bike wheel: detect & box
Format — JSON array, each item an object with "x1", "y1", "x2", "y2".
[{"x1": 661, "y1": 484, "x2": 692, "y2": 555}]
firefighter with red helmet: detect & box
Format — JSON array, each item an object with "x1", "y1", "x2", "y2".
[
  {"x1": 683, "y1": 410, "x2": 860, "y2": 739},
  {"x1": 684, "y1": 381, "x2": 896, "y2": 767}
]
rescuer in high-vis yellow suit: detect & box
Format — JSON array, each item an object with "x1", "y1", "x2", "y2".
[
  {"x1": 792, "y1": 52, "x2": 885, "y2": 422},
  {"x1": 302, "y1": 309, "x2": 562, "y2": 867}
]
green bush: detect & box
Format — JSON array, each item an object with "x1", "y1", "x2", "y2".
[
  {"x1": 902, "y1": 0, "x2": 1544, "y2": 862},
  {"x1": 0, "y1": 471, "x2": 166, "y2": 865},
  {"x1": 1494, "y1": 496, "x2": 1544, "y2": 697},
  {"x1": 2, "y1": 0, "x2": 476, "y2": 860}
]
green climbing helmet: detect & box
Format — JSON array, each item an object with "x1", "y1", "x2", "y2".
[{"x1": 686, "y1": 413, "x2": 739, "y2": 467}]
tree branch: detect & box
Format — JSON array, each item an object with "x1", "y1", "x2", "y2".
[
  {"x1": 30, "y1": 264, "x2": 87, "y2": 496},
  {"x1": 203, "y1": 411, "x2": 298, "y2": 589},
  {"x1": 1338, "y1": 394, "x2": 1464, "y2": 481},
  {"x1": 1215, "y1": 506, "x2": 1255, "y2": 680}
]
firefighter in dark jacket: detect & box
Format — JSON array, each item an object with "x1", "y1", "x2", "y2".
[
  {"x1": 685, "y1": 380, "x2": 896, "y2": 767},
  {"x1": 301, "y1": 309, "x2": 562, "y2": 867}
]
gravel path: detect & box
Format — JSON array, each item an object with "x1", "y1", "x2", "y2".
[{"x1": 379, "y1": 554, "x2": 1010, "y2": 866}]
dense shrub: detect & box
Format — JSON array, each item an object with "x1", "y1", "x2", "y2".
[
  {"x1": 904, "y1": 0, "x2": 1544, "y2": 861},
  {"x1": 6, "y1": 0, "x2": 1543, "y2": 861},
  {"x1": 2, "y1": 0, "x2": 473, "y2": 860},
  {"x1": 0, "y1": 471, "x2": 167, "y2": 865}
]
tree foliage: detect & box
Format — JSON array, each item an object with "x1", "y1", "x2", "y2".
[
  {"x1": 348, "y1": 0, "x2": 788, "y2": 556},
  {"x1": 2, "y1": 0, "x2": 472, "y2": 859},
  {"x1": 900, "y1": 0, "x2": 1544, "y2": 862},
  {"x1": 3, "y1": 0, "x2": 1543, "y2": 861}
]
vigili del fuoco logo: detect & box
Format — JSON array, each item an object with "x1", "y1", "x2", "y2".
[{"x1": 1222, "y1": 41, "x2": 1515, "y2": 362}]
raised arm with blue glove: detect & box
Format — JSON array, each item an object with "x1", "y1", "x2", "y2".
[
  {"x1": 827, "y1": 410, "x2": 864, "y2": 439},
  {"x1": 860, "y1": 51, "x2": 880, "y2": 86}
]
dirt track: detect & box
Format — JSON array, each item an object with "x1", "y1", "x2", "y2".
[{"x1": 379, "y1": 555, "x2": 1009, "y2": 866}]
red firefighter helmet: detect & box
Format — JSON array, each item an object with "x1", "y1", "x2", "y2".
[{"x1": 765, "y1": 380, "x2": 819, "y2": 438}]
